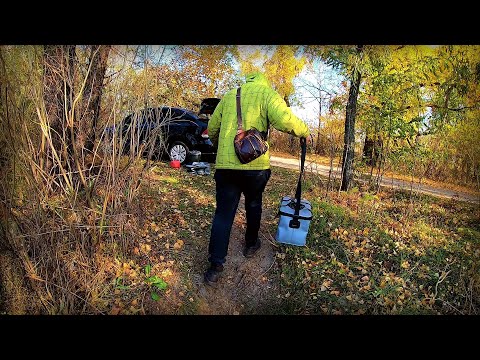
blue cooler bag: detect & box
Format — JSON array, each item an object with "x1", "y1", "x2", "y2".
[
  {"x1": 275, "y1": 138, "x2": 312, "y2": 246},
  {"x1": 275, "y1": 197, "x2": 312, "y2": 246}
]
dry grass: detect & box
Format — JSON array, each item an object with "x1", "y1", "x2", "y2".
[
  {"x1": 271, "y1": 149, "x2": 479, "y2": 197},
  {"x1": 0, "y1": 46, "x2": 171, "y2": 314}
]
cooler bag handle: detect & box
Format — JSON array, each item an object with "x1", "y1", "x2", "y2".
[{"x1": 290, "y1": 137, "x2": 307, "y2": 229}]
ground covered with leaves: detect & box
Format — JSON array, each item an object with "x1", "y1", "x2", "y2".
[{"x1": 92, "y1": 161, "x2": 479, "y2": 315}]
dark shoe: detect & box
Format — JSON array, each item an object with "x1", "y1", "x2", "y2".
[
  {"x1": 243, "y1": 239, "x2": 261, "y2": 258},
  {"x1": 204, "y1": 263, "x2": 224, "y2": 285}
]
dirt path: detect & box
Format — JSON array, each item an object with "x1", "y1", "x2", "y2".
[
  {"x1": 271, "y1": 156, "x2": 480, "y2": 204},
  {"x1": 192, "y1": 196, "x2": 279, "y2": 315}
]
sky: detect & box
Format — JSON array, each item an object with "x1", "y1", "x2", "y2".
[{"x1": 291, "y1": 59, "x2": 345, "y2": 127}]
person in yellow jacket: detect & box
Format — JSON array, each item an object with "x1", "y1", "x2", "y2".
[{"x1": 204, "y1": 72, "x2": 310, "y2": 285}]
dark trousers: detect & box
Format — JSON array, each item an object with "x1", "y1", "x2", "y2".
[{"x1": 208, "y1": 169, "x2": 271, "y2": 265}]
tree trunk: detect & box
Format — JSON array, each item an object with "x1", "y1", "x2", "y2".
[
  {"x1": 315, "y1": 129, "x2": 323, "y2": 155},
  {"x1": 81, "y1": 45, "x2": 111, "y2": 153},
  {"x1": 363, "y1": 135, "x2": 383, "y2": 167},
  {"x1": 315, "y1": 86, "x2": 322, "y2": 154},
  {"x1": 340, "y1": 45, "x2": 363, "y2": 191},
  {"x1": 43, "y1": 45, "x2": 76, "y2": 172},
  {"x1": 284, "y1": 95, "x2": 296, "y2": 150}
]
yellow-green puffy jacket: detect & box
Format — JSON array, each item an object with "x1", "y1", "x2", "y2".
[{"x1": 208, "y1": 72, "x2": 310, "y2": 170}]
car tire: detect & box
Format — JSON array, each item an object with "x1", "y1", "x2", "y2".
[{"x1": 168, "y1": 140, "x2": 189, "y2": 164}]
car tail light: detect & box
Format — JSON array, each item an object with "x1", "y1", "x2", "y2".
[{"x1": 201, "y1": 129, "x2": 209, "y2": 138}]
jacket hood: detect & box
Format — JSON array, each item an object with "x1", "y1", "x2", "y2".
[{"x1": 245, "y1": 72, "x2": 270, "y2": 87}]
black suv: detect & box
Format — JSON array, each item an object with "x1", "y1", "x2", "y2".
[{"x1": 113, "y1": 98, "x2": 220, "y2": 163}]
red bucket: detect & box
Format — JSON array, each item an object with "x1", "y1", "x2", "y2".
[{"x1": 170, "y1": 160, "x2": 181, "y2": 169}]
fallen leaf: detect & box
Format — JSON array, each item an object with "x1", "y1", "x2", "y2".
[
  {"x1": 321, "y1": 280, "x2": 332, "y2": 288},
  {"x1": 173, "y1": 239, "x2": 184, "y2": 250},
  {"x1": 110, "y1": 307, "x2": 121, "y2": 315},
  {"x1": 161, "y1": 269, "x2": 173, "y2": 278}
]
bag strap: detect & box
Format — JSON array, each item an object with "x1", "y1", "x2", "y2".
[
  {"x1": 293, "y1": 137, "x2": 307, "y2": 218},
  {"x1": 236, "y1": 86, "x2": 269, "y2": 139},
  {"x1": 264, "y1": 114, "x2": 270, "y2": 140},
  {"x1": 236, "y1": 87, "x2": 243, "y2": 131}
]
